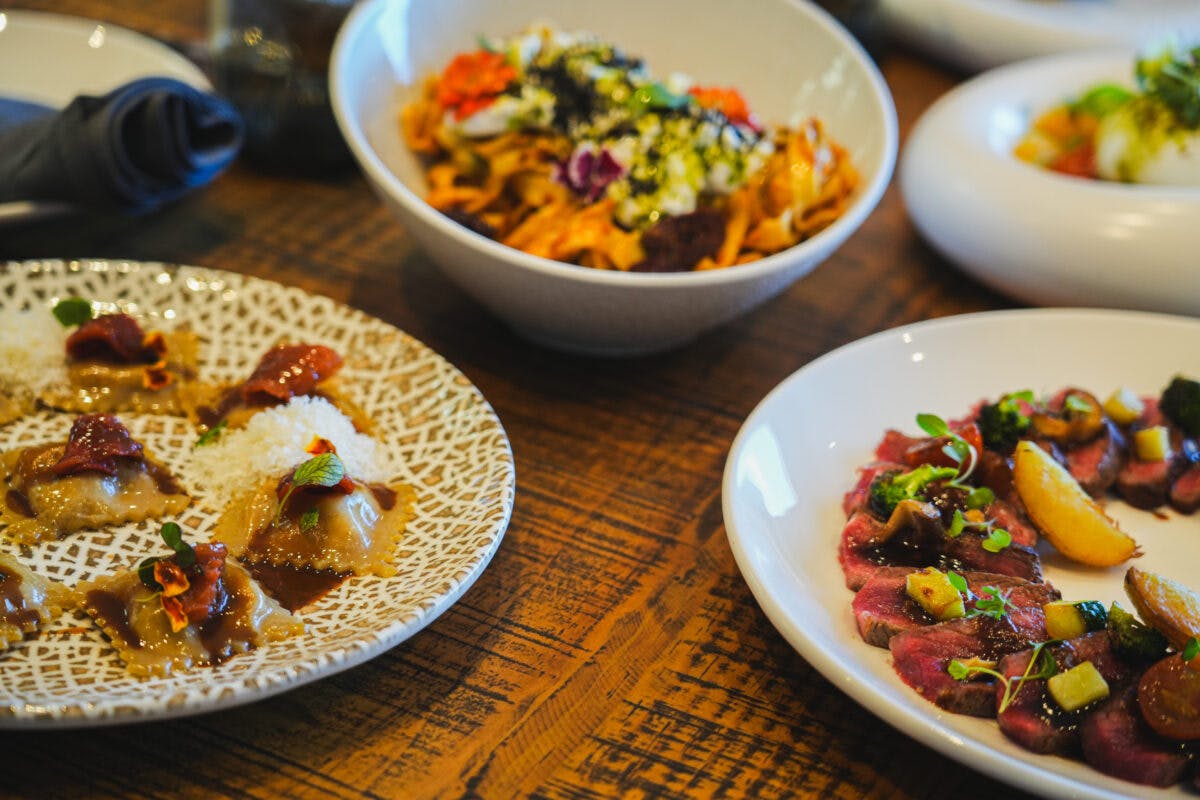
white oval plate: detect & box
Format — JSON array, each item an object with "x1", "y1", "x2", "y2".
[
  {"x1": 0, "y1": 260, "x2": 515, "y2": 728},
  {"x1": 0, "y1": 11, "x2": 211, "y2": 223},
  {"x1": 879, "y1": 0, "x2": 1200, "y2": 72},
  {"x1": 724, "y1": 308, "x2": 1200, "y2": 800},
  {"x1": 901, "y1": 49, "x2": 1200, "y2": 316}
]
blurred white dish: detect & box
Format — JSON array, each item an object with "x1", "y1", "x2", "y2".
[
  {"x1": 901, "y1": 49, "x2": 1200, "y2": 315},
  {"x1": 331, "y1": 0, "x2": 896, "y2": 356},
  {"x1": 724, "y1": 308, "x2": 1200, "y2": 800},
  {"x1": 880, "y1": 0, "x2": 1200, "y2": 72},
  {"x1": 0, "y1": 10, "x2": 210, "y2": 224}
]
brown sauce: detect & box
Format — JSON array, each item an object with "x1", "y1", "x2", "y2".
[
  {"x1": 143, "y1": 460, "x2": 186, "y2": 496},
  {"x1": 195, "y1": 582, "x2": 245, "y2": 660},
  {"x1": 5, "y1": 489, "x2": 34, "y2": 518},
  {"x1": 0, "y1": 564, "x2": 39, "y2": 629},
  {"x1": 369, "y1": 483, "x2": 397, "y2": 511},
  {"x1": 247, "y1": 561, "x2": 348, "y2": 611},
  {"x1": 84, "y1": 588, "x2": 143, "y2": 649}
]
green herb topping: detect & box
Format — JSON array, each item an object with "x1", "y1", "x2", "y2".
[
  {"x1": 274, "y1": 452, "x2": 348, "y2": 527},
  {"x1": 868, "y1": 464, "x2": 958, "y2": 519},
  {"x1": 195, "y1": 419, "x2": 228, "y2": 447},
  {"x1": 915, "y1": 413, "x2": 978, "y2": 484},
  {"x1": 1183, "y1": 636, "x2": 1200, "y2": 663},
  {"x1": 137, "y1": 522, "x2": 197, "y2": 591},
  {"x1": 948, "y1": 640, "x2": 1058, "y2": 714},
  {"x1": 52, "y1": 297, "x2": 94, "y2": 327},
  {"x1": 1136, "y1": 42, "x2": 1200, "y2": 129}
]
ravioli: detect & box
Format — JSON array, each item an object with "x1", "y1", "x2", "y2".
[
  {"x1": 182, "y1": 342, "x2": 371, "y2": 434},
  {"x1": 213, "y1": 475, "x2": 414, "y2": 579},
  {"x1": 0, "y1": 414, "x2": 190, "y2": 544},
  {"x1": 0, "y1": 552, "x2": 75, "y2": 651},
  {"x1": 79, "y1": 541, "x2": 305, "y2": 677},
  {"x1": 41, "y1": 313, "x2": 199, "y2": 416}
]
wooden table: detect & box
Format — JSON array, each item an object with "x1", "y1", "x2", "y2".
[{"x1": 2, "y1": 3, "x2": 1037, "y2": 798}]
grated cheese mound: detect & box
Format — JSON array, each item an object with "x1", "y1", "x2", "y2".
[
  {"x1": 0, "y1": 308, "x2": 69, "y2": 397},
  {"x1": 189, "y1": 396, "x2": 386, "y2": 502}
]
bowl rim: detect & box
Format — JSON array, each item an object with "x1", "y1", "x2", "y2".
[{"x1": 331, "y1": 0, "x2": 898, "y2": 288}]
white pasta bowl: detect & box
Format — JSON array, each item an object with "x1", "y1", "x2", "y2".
[{"x1": 331, "y1": 0, "x2": 896, "y2": 355}]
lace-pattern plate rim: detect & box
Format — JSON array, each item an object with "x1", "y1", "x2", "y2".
[{"x1": 0, "y1": 259, "x2": 515, "y2": 728}]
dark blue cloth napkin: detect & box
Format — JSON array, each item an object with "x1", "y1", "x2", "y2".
[{"x1": 0, "y1": 77, "x2": 243, "y2": 214}]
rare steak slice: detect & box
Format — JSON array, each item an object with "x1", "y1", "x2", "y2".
[
  {"x1": 995, "y1": 632, "x2": 1141, "y2": 755},
  {"x1": 1169, "y1": 462, "x2": 1200, "y2": 514},
  {"x1": 1065, "y1": 420, "x2": 1124, "y2": 497},
  {"x1": 890, "y1": 610, "x2": 1050, "y2": 717},
  {"x1": 1079, "y1": 686, "x2": 1191, "y2": 788},
  {"x1": 853, "y1": 568, "x2": 1059, "y2": 648}
]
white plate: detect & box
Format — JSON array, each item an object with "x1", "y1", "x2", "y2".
[
  {"x1": 0, "y1": 11, "x2": 211, "y2": 223},
  {"x1": 901, "y1": 49, "x2": 1200, "y2": 316},
  {"x1": 724, "y1": 308, "x2": 1200, "y2": 800},
  {"x1": 0, "y1": 259, "x2": 515, "y2": 728},
  {"x1": 880, "y1": 0, "x2": 1200, "y2": 72}
]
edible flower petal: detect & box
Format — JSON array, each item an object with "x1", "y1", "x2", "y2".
[
  {"x1": 554, "y1": 144, "x2": 626, "y2": 202},
  {"x1": 437, "y1": 51, "x2": 518, "y2": 121},
  {"x1": 688, "y1": 86, "x2": 762, "y2": 132},
  {"x1": 153, "y1": 560, "x2": 191, "y2": 598},
  {"x1": 161, "y1": 595, "x2": 189, "y2": 632}
]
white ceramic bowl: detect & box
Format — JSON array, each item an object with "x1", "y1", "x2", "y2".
[
  {"x1": 331, "y1": 0, "x2": 896, "y2": 355},
  {"x1": 902, "y1": 49, "x2": 1200, "y2": 316},
  {"x1": 879, "y1": 0, "x2": 1200, "y2": 73}
]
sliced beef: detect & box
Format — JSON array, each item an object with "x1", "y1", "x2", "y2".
[
  {"x1": 838, "y1": 511, "x2": 888, "y2": 591},
  {"x1": 995, "y1": 632, "x2": 1141, "y2": 756},
  {"x1": 1169, "y1": 462, "x2": 1200, "y2": 514},
  {"x1": 890, "y1": 611, "x2": 1050, "y2": 717},
  {"x1": 1065, "y1": 420, "x2": 1124, "y2": 497},
  {"x1": 841, "y1": 461, "x2": 904, "y2": 517},
  {"x1": 874, "y1": 429, "x2": 922, "y2": 463},
  {"x1": 940, "y1": 532, "x2": 1043, "y2": 584},
  {"x1": 1117, "y1": 456, "x2": 1177, "y2": 510},
  {"x1": 987, "y1": 497, "x2": 1038, "y2": 549},
  {"x1": 853, "y1": 568, "x2": 1058, "y2": 648},
  {"x1": 1080, "y1": 686, "x2": 1191, "y2": 788}
]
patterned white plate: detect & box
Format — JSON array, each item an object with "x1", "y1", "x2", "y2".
[{"x1": 0, "y1": 259, "x2": 515, "y2": 728}]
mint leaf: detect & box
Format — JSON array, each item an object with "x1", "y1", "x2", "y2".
[
  {"x1": 292, "y1": 453, "x2": 346, "y2": 489},
  {"x1": 300, "y1": 507, "x2": 320, "y2": 534}
]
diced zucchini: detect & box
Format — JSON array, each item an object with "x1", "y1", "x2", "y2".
[
  {"x1": 1108, "y1": 602, "x2": 1170, "y2": 660},
  {"x1": 1134, "y1": 426, "x2": 1171, "y2": 461},
  {"x1": 1104, "y1": 387, "x2": 1145, "y2": 426},
  {"x1": 1044, "y1": 600, "x2": 1109, "y2": 641},
  {"x1": 906, "y1": 567, "x2": 966, "y2": 621},
  {"x1": 1047, "y1": 661, "x2": 1110, "y2": 712}
]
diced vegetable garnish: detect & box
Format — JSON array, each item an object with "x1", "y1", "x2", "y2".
[
  {"x1": 1103, "y1": 387, "x2": 1144, "y2": 426},
  {"x1": 1134, "y1": 426, "x2": 1171, "y2": 461},
  {"x1": 1012, "y1": 440, "x2": 1140, "y2": 566},
  {"x1": 1047, "y1": 661, "x2": 1110, "y2": 712},
  {"x1": 1043, "y1": 600, "x2": 1108, "y2": 641},
  {"x1": 1108, "y1": 601, "x2": 1170, "y2": 661},
  {"x1": 905, "y1": 567, "x2": 966, "y2": 621}
]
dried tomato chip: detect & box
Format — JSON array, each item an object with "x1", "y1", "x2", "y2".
[
  {"x1": 306, "y1": 437, "x2": 338, "y2": 455},
  {"x1": 241, "y1": 344, "x2": 343, "y2": 404},
  {"x1": 172, "y1": 543, "x2": 228, "y2": 624},
  {"x1": 65, "y1": 313, "x2": 158, "y2": 364},
  {"x1": 52, "y1": 414, "x2": 145, "y2": 477},
  {"x1": 142, "y1": 362, "x2": 173, "y2": 391},
  {"x1": 161, "y1": 595, "x2": 189, "y2": 633}
]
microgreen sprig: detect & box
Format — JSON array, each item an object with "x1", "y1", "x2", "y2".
[
  {"x1": 195, "y1": 419, "x2": 228, "y2": 447},
  {"x1": 916, "y1": 413, "x2": 978, "y2": 486},
  {"x1": 948, "y1": 641, "x2": 1058, "y2": 714},
  {"x1": 942, "y1": 572, "x2": 1012, "y2": 622},
  {"x1": 274, "y1": 452, "x2": 347, "y2": 527},
  {"x1": 52, "y1": 297, "x2": 94, "y2": 327},
  {"x1": 136, "y1": 522, "x2": 196, "y2": 591},
  {"x1": 947, "y1": 509, "x2": 1012, "y2": 553},
  {"x1": 1183, "y1": 636, "x2": 1200, "y2": 663}
]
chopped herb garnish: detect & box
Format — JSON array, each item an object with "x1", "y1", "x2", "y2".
[
  {"x1": 948, "y1": 641, "x2": 1058, "y2": 714},
  {"x1": 195, "y1": 419, "x2": 228, "y2": 447},
  {"x1": 966, "y1": 486, "x2": 995, "y2": 510},
  {"x1": 982, "y1": 528, "x2": 1012, "y2": 554},
  {"x1": 948, "y1": 509, "x2": 966, "y2": 538},
  {"x1": 300, "y1": 507, "x2": 320, "y2": 534},
  {"x1": 1183, "y1": 636, "x2": 1200, "y2": 663},
  {"x1": 274, "y1": 452, "x2": 348, "y2": 525},
  {"x1": 1064, "y1": 394, "x2": 1095, "y2": 415},
  {"x1": 973, "y1": 586, "x2": 1011, "y2": 620},
  {"x1": 51, "y1": 297, "x2": 94, "y2": 327},
  {"x1": 915, "y1": 413, "x2": 978, "y2": 485},
  {"x1": 946, "y1": 570, "x2": 968, "y2": 594}
]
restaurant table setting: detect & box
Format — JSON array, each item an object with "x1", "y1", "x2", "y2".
[{"x1": 2, "y1": 1, "x2": 1200, "y2": 799}]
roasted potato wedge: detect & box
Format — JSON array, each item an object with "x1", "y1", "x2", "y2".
[
  {"x1": 1013, "y1": 440, "x2": 1140, "y2": 566},
  {"x1": 1125, "y1": 567, "x2": 1200, "y2": 652}
]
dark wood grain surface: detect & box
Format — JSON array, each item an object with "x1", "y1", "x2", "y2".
[{"x1": 0, "y1": 3, "x2": 1041, "y2": 798}]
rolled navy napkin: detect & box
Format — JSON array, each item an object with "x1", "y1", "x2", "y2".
[{"x1": 0, "y1": 77, "x2": 243, "y2": 214}]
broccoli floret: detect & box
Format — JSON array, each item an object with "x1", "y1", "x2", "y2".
[
  {"x1": 868, "y1": 464, "x2": 958, "y2": 519},
  {"x1": 977, "y1": 391, "x2": 1033, "y2": 452},
  {"x1": 1160, "y1": 376, "x2": 1200, "y2": 436},
  {"x1": 1107, "y1": 602, "x2": 1169, "y2": 661}
]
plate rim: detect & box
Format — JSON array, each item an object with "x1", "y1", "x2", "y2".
[
  {"x1": 722, "y1": 307, "x2": 1200, "y2": 800},
  {"x1": 0, "y1": 258, "x2": 516, "y2": 729}
]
